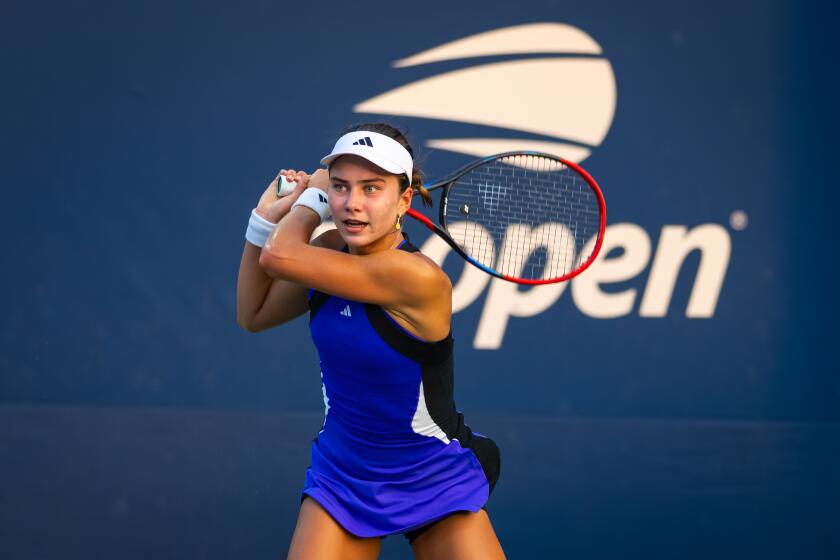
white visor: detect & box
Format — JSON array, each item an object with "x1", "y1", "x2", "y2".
[{"x1": 320, "y1": 130, "x2": 413, "y2": 186}]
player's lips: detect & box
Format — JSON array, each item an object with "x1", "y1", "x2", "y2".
[{"x1": 342, "y1": 219, "x2": 368, "y2": 232}]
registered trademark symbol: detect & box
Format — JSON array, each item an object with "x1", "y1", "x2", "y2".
[{"x1": 729, "y1": 210, "x2": 748, "y2": 231}]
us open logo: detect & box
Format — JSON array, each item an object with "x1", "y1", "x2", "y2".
[
  {"x1": 354, "y1": 22, "x2": 615, "y2": 165},
  {"x1": 345, "y1": 23, "x2": 734, "y2": 350}
]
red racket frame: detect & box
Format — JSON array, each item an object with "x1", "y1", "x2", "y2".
[{"x1": 405, "y1": 152, "x2": 606, "y2": 285}]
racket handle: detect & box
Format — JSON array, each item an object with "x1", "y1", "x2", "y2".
[{"x1": 276, "y1": 175, "x2": 298, "y2": 197}]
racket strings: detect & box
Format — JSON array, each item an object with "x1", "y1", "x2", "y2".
[{"x1": 444, "y1": 154, "x2": 601, "y2": 281}]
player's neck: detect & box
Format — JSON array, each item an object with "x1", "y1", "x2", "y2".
[{"x1": 348, "y1": 230, "x2": 404, "y2": 256}]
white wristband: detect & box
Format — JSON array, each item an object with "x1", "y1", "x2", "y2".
[
  {"x1": 291, "y1": 188, "x2": 331, "y2": 223},
  {"x1": 245, "y1": 208, "x2": 277, "y2": 247}
]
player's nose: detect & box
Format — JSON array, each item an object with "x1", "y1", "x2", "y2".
[{"x1": 345, "y1": 186, "x2": 364, "y2": 211}]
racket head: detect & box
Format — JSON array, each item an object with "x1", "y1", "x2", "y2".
[{"x1": 425, "y1": 151, "x2": 606, "y2": 285}]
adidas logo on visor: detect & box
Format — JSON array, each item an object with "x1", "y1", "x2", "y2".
[{"x1": 352, "y1": 137, "x2": 373, "y2": 147}]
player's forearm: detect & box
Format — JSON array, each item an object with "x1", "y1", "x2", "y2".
[
  {"x1": 258, "y1": 206, "x2": 322, "y2": 279},
  {"x1": 236, "y1": 241, "x2": 274, "y2": 330}
]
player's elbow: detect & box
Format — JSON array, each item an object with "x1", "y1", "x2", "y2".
[
  {"x1": 236, "y1": 308, "x2": 262, "y2": 333},
  {"x1": 238, "y1": 320, "x2": 257, "y2": 333},
  {"x1": 236, "y1": 315, "x2": 258, "y2": 333}
]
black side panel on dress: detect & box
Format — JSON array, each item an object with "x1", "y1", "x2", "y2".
[
  {"x1": 418, "y1": 357, "x2": 502, "y2": 495},
  {"x1": 308, "y1": 291, "x2": 330, "y2": 323},
  {"x1": 468, "y1": 434, "x2": 501, "y2": 494},
  {"x1": 364, "y1": 306, "x2": 452, "y2": 365},
  {"x1": 362, "y1": 235, "x2": 452, "y2": 365}
]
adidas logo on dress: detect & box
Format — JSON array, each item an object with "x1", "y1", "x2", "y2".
[
  {"x1": 352, "y1": 137, "x2": 373, "y2": 147},
  {"x1": 340, "y1": 305, "x2": 352, "y2": 317}
]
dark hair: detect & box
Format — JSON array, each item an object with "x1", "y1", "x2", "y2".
[{"x1": 337, "y1": 122, "x2": 433, "y2": 207}]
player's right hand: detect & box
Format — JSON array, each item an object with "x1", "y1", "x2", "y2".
[{"x1": 255, "y1": 169, "x2": 309, "y2": 223}]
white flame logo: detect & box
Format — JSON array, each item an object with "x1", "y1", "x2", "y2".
[{"x1": 353, "y1": 22, "x2": 617, "y2": 164}]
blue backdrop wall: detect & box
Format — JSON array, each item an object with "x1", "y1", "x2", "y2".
[{"x1": 2, "y1": 1, "x2": 838, "y2": 558}]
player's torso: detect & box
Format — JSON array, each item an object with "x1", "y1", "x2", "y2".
[
  {"x1": 307, "y1": 284, "x2": 464, "y2": 471},
  {"x1": 310, "y1": 294, "x2": 427, "y2": 435}
]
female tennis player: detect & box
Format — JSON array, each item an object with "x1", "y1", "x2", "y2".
[{"x1": 236, "y1": 123, "x2": 504, "y2": 559}]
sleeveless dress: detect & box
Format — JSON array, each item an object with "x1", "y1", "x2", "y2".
[{"x1": 299, "y1": 236, "x2": 501, "y2": 538}]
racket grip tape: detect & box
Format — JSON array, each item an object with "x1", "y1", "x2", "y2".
[{"x1": 276, "y1": 175, "x2": 298, "y2": 197}]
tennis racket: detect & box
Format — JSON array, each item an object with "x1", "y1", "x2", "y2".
[
  {"x1": 405, "y1": 151, "x2": 606, "y2": 285},
  {"x1": 276, "y1": 175, "x2": 298, "y2": 196}
]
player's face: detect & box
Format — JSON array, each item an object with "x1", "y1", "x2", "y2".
[{"x1": 329, "y1": 155, "x2": 410, "y2": 252}]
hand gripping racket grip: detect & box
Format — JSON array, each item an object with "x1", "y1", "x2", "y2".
[{"x1": 276, "y1": 175, "x2": 298, "y2": 197}]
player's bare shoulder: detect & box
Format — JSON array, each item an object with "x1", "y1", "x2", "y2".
[{"x1": 404, "y1": 246, "x2": 452, "y2": 294}]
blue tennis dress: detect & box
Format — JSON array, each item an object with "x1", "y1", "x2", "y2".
[{"x1": 299, "y1": 237, "x2": 501, "y2": 538}]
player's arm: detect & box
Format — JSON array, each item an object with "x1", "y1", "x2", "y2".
[
  {"x1": 236, "y1": 167, "x2": 322, "y2": 333},
  {"x1": 259, "y1": 207, "x2": 448, "y2": 310},
  {"x1": 236, "y1": 242, "x2": 304, "y2": 332},
  {"x1": 236, "y1": 229, "x2": 340, "y2": 332}
]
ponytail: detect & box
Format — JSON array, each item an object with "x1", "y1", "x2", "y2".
[{"x1": 412, "y1": 169, "x2": 433, "y2": 208}]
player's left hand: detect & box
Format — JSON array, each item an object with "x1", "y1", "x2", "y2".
[{"x1": 308, "y1": 168, "x2": 329, "y2": 193}]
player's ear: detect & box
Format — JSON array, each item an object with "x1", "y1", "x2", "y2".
[{"x1": 398, "y1": 185, "x2": 413, "y2": 213}]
